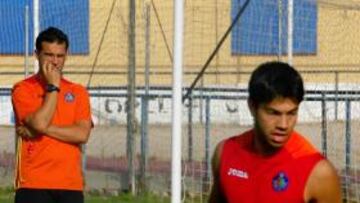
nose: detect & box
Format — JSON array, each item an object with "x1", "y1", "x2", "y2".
[
  {"x1": 51, "y1": 56, "x2": 60, "y2": 65},
  {"x1": 276, "y1": 115, "x2": 289, "y2": 131}
]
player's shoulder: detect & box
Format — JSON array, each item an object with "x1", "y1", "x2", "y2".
[
  {"x1": 217, "y1": 130, "x2": 252, "y2": 156},
  {"x1": 304, "y1": 159, "x2": 342, "y2": 202},
  {"x1": 287, "y1": 131, "x2": 320, "y2": 154},
  {"x1": 12, "y1": 75, "x2": 39, "y2": 92},
  {"x1": 225, "y1": 130, "x2": 253, "y2": 146},
  {"x1": 311, "y1": 159, "x2": 339, "y2": 180},
  {"x1": 309, "y1": 159, "x2": 341, "y2": 193}
]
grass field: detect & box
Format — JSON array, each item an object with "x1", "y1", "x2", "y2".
[
  {"x1": 0, "y1": 193, "x2": 171, "y2": 203},
  {"x1": 0, "y1": 188, "x2": 205, "y2": 203}
]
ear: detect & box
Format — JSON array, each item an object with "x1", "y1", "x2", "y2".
[{"x1": 248, "y1": 99, "x2": 256, "y2": 117}]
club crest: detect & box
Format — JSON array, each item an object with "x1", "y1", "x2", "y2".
[
  {"x1": 272, "y1": 172, "x2": 289, "y2": 192},
  {"x1": 64, "y1": 92, "x2": 75, "y2": 103}
]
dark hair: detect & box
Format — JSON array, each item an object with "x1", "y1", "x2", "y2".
[
  {"x1": 35, "y1": 27, "x2": 69, "y2": 52},
  {"x1": 248, "y1": 61, "x2": 304, "y2": 106}
]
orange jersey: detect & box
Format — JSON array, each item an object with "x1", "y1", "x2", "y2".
[{"x1": 12, "y1": 75, "x2": 92, "y2": 191}]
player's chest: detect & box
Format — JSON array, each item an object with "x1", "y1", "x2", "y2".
[
  {"x1": 35, "y1": 90, "x2": 78, "y2": 122},
  {"x1": 220, "y1": 156, "x2": 304, "y2": 203}
]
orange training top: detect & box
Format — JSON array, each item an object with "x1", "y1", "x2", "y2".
[{"x1": 12, "y1": 75, "x2": 92, "y2": 191}]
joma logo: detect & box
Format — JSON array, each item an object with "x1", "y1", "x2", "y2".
[{"x1": 227, "y1": 168, "x2": 249, "y2": 179}]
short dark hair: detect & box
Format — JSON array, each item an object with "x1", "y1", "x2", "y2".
[
  {"x1": 248, "y1": 61, "x2": 304, "y2": 106},
  {"x1": 35, "y1": 27, "x2": 69, "y2": 52}
]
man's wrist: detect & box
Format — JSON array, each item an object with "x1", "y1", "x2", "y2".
[{"x1": 46, "y1": 84, "x2": 60, "y2": 93}]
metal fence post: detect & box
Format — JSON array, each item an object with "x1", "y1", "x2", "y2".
[
  {"x1": 127, "y1": 0, "x2": 137, "y2": 194},
  {"x1": 344, "y1": 99, "x2": 351, "y2": 198},
  {"x1": 204, "y1": 97, "x2": 211, "y2": 192},
  {"x1": 187, "y1": 96, "x2": 193, "y2": 162},
  {"x1": 321, "y1": 93, "x2": 327, "y2": 157},
  {"x1": 335, "y1": 71, "x2": 339, "y2": 120},
  {"x1": 140, "y1": 96, "x2": 149, "y2": 192}
]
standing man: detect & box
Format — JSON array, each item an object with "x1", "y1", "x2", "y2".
[
  {"x1": 12, "y1": 27, "x2": 92, "y2": 203},
  {"x1": 209, "y1": 61, "x2": 342, "y2": 203}
]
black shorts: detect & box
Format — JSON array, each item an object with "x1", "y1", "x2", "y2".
[{"x1": 15, "y1": 188, "x2": 84, "y2": 203}]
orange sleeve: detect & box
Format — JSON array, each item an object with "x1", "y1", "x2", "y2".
[
  {"x1": 11, "y1": 83, "x2": 40, "y2": 125},
  {"x1": 75, "y1": 86, "x2": 92, "y2": 122}
]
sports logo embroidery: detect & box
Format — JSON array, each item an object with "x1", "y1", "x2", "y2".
[
  {"x1": 227, "y1": 168, "x2": 249, "y2": 179},
  {"x1": 64, "y1": 92, "x2": 75, "y2": 103},
  {"x1": 272, "y1": 172, "x2": 289, "y2": 191}
]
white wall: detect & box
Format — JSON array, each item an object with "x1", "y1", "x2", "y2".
[{"x1": 2, "y1": 84, "x2": 360, "y2": 126}]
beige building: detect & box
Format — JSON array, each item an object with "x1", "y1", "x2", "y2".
[{"x1": 1, "y1": 0, "x2": 360, "y2": 87}]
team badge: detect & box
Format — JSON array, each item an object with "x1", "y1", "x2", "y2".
[
  {"x1": 272, "y1": 172, "x2": 289, "y2": 191},
  {"x1": 64, "y1": 92, "x2": 75, "y2": 103}
]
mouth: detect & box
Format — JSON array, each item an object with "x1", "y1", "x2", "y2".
[{"x1": 271, "y1": 133, "x2": 288, "y2": 144}]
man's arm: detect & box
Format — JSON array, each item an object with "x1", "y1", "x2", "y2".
[
  {"x1": 209, "y1": 141, "x2": 227, "y2": 203},
  {"x1": 304, "y1": 159, "x2": 342, "y2": 203},
  {"x1": 42, "y1": 84, "x2": 92, "y2": 144},
  {"x1": 44, "y1": 120, "x2": 92, "y2": 144},
  {"x1": 24, "y1": 61, "x2": 61, "y2": 133},
  {"x1": 24, "y1": 91, "x2": 58, "y2": 133}
]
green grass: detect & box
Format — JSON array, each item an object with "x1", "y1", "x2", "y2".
[
  {"x1": 0, "y1": 194, "x2": 168, "y2": 203},
  {"x1": 85, "y1": 192, "x2": 171, "y2": 203},
  {"x1": 0, "y1": 187, "x2": 13, "y2": 203},
  {"x1": 0, "y1": 189, "x2": 171, "y2": 203},
  {"x1": 0, "y1": 188, "x2": 207, "y2": 203}
]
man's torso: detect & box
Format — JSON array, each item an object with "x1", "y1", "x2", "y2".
[
  {"x1": 12, "y1": 75, "x2": 91, "y2": 190},
  {"x1": 219, "y1": 130, "x2": 324, "y2": 203}
]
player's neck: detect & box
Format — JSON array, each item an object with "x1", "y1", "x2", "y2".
[{"x1": 252, "y1": 130, "x2": 281, "y2": 156}]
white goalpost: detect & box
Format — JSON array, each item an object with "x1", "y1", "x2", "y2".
[{"x1": 171, "y1": 0, "x2": 184, "y2": 203}]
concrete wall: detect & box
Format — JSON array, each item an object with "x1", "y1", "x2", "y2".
[{"x1": 1, "y1": 1, "x2": 360, "y2": 87}]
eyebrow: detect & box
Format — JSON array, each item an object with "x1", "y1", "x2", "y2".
[
  {"x1": 264, "y1": 106, "x2": 299, "y2": 114},
  {"x1": 43, "y1": 52, "x2": 65, "y2": 56}
]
